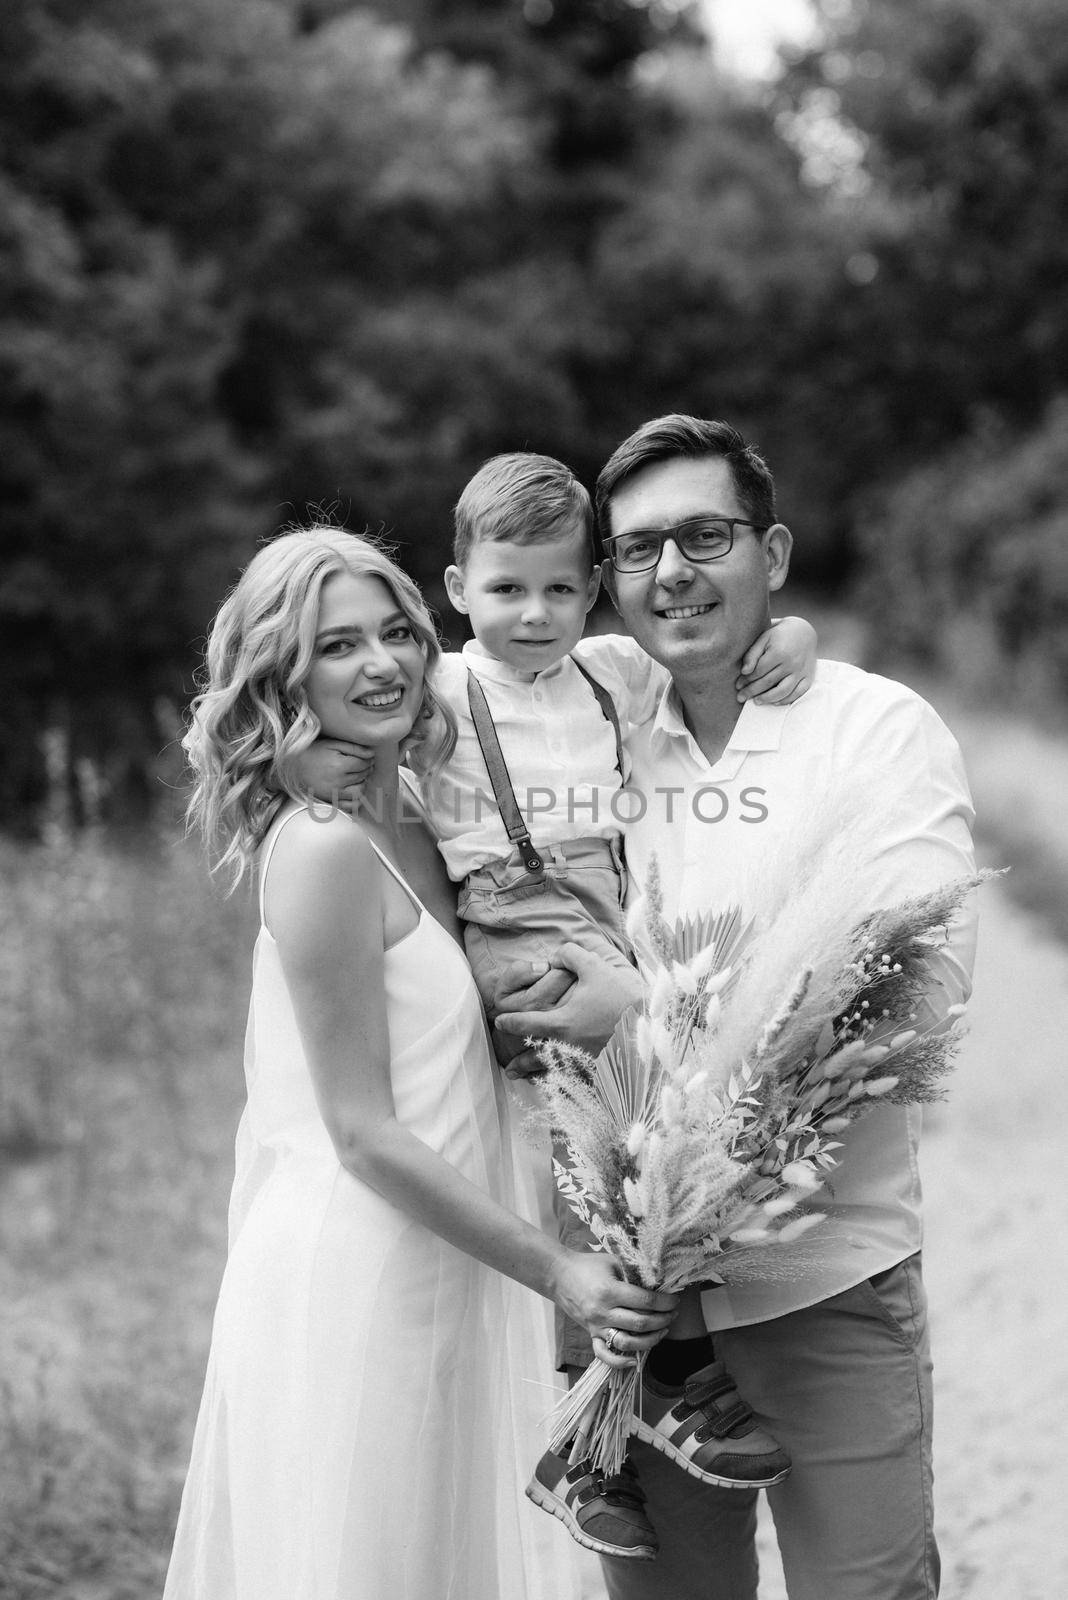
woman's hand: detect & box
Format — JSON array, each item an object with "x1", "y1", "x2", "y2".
[{"x1": 551, "y1": 1250, "x2": 677, "y2": 1370}]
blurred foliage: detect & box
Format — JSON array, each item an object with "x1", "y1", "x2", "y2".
[
  {"x1": 2, "y1": 0, "x2": 1067, "y2": 826},
  {"x1": 855, "y1": 397, "x2": 1068, "y2": 704},
  {"x1": 782, "y1": 0, "x2": 1068, "y2": 710},
  {"x1": 0, "y1": 0, "x2": 697, "y2": 825},
  {"x1": 780, "y1": 0, "x2": 1068, "y2": 460}
]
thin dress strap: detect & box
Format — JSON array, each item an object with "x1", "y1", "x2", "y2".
[
  {"x1": 260, "y1": 793, "x2": 427, "y2": 941},
  {"x1": 257, "y1": 802, "x2": 309, "y2": 927},
  {"x1": 363, "y1": 837, "x2": 425, "y2": 926},
  {"x1": 398, "y1": 764, "x2": 430, "y2": 825}
]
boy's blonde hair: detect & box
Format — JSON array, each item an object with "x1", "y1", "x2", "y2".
[
  {"x1": 184, "y1": 524, "x2": 456, "y2": 884},
  {"x1": 453, "y1": 452, "x2": 595, "y2": 569}
]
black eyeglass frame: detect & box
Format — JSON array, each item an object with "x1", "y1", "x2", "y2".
[{"x1": 602, "y1": 516, "x2": 771, "y2": 574}]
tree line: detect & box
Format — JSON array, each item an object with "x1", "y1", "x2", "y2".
[{"x1": 2, "y1": 0, "x2": 1066, "y2": 826}]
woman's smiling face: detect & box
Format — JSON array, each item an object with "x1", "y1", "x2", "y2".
[{"x1": 304, "y1": 571, "x2": 426, "y2": 745}]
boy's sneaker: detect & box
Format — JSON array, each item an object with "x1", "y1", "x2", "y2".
[
  {"x1": 525, "y1": 1448, "x2": 658, "y2": 1560},
  {"x1": 631, "y1": 1359, "x2": 791, "y2": 1489}
]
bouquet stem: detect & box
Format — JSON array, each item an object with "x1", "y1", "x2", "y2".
[{"x1": 548, "y1": 1350, "x2": 648, "y2": 1476}]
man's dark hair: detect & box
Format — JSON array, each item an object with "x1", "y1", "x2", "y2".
[{"x1": 594, "y1": 415, "x2": 777, "y2": 545}]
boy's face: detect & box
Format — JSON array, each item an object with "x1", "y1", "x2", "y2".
[{"x1": 444, "y1": 529, "x2": 600, "y2": 675}]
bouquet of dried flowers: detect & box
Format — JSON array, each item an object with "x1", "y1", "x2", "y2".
[{"x1": 537, "y1": 853, "x2": 986, "y2": 1474}]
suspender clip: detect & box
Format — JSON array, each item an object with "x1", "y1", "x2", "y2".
[{"x1": 518, "y1": 839, "x2": 544, "y2": 874}]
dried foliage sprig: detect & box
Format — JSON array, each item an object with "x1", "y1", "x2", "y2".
[{"x1": 537, "y1": 862, "x2": 991, "y2": 1474}]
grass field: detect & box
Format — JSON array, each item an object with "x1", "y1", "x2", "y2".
[{"x1": 0, "y1": 826, "x2": 252, "y2": 1600}]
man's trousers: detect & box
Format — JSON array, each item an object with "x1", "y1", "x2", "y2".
[{"x1": 602, "y1": 1254, "x2": 939, "y2": 1600}]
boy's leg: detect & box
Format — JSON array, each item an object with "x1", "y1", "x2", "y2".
[
  {"x1": 459, "y1": 850, "x2": 629, "y2": 1368},
  {"x1": 457, "y1": 839, "x2": 634, "y2": 1015},
  {"x1": 635, "y1": 1290, "x2": 791, "y2": 1491},
  {"x1": 461, "y1": 869, "x2": 660, "y2": 1559},
  {"x1": 716, "y1": 1254, "x2": 939, "y2": 1600}
]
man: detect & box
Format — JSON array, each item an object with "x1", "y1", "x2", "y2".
[{"x1": 494, "y1": 414, "x2": 977, "y2": 1599}]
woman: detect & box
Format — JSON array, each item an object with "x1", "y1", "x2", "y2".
[{"x1": 164, "y1": 526, "x2": 674, "y2": 1600}]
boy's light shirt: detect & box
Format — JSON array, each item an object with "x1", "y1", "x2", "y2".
[
  {"x1": 423, "y1": 635, "x2": 668, "y2": 882},
  {"x1": 622, "y1": 657, "x2": 978, "y2": 1328}
]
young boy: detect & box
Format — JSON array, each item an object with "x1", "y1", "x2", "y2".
[{"x1": 298, "y1": 453, "x2": 817, "y2": 1561}]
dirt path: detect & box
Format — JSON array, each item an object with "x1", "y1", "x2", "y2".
[
  {"x1": 752, "y1": 873, "x2": 1068, "y2": 1600},
  {"x1": 917, "y1": 875, "x2": 1068, "y2": 1597},
  {"x1": 580, "y1": 872, "x2": 1068, "y2": 1600}
]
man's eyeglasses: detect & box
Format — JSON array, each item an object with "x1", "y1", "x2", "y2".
[{"x1": 604, "y1": 516, "x2": 769, "y2": 575}]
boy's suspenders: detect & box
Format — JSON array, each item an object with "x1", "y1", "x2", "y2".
[
  {"x1": 571, "y1": 658, "x2": 625, "y2": 777},
  {"x1": 464, "y1": 657, "x2": 624, "y2": 881}
]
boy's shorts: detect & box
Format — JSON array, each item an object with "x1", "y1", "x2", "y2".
[
  {"x1": 458, "y1": 833, "x2": 626, "y2": 1369},
  {"x1": 457, "y1": 833, "x2": 631, "y2": 1010}
]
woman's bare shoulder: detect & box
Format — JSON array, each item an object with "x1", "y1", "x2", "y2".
[
  {"x1": 270, "y1": 804, "x2": 375, "y2": 861},
  {"x1": 263, "y1": 807, "x2": 381, "y2": 933}
]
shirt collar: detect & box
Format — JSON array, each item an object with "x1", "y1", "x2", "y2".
[
  {"x1": 461, "y1": 637, "x2": 570, "y2": 687},
  {"x1": 651, "y1": 680, "x2": 791, "y2": 756}
]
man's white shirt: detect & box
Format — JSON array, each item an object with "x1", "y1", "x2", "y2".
[{"x1": 620, "y1": 655, "x2": 977, "y2": 1328}]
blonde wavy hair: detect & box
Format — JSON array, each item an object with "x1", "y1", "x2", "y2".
[{"x1": 184, "y1": 524, "x2": 457, "y2": 885}]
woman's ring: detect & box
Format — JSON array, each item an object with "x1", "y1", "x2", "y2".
[{"x1": 604, "y1": 1327, "x2": 624, "y2": 1354}]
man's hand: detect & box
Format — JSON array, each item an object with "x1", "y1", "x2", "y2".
[
  {"x1": 487, "y1": 960, "x2": 575, "y2": 1078},
  {"x1": 291, "y1": 738, "x2": 374, "y2": 814},
  {"x1": 493, "y1": 942, "x2": 642, "y2": 1066}
]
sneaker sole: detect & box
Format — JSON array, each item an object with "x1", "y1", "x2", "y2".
[
  {"x1": 524, "y1": 1480, "x2": 658, "y2": 1561},
  {"x1": 630, "y1": 1417, "x2": 792, "y2": 1490}
]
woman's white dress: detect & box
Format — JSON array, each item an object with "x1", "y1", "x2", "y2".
[{"x1": 163, "y1": 808, "x2": 575, "y2": 1600}]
